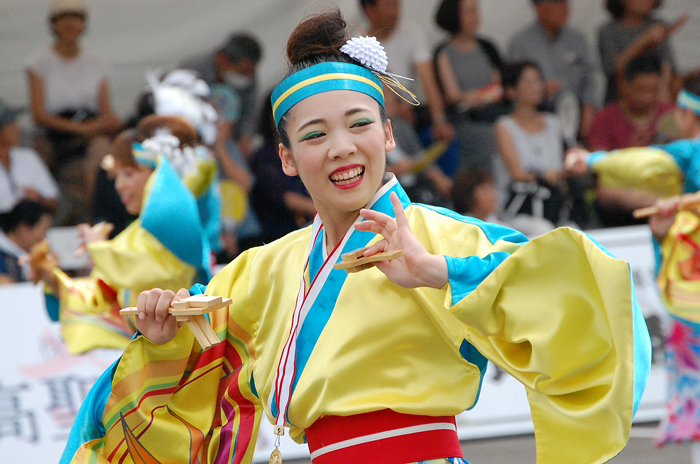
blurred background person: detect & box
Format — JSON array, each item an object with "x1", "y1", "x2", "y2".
[
  {"x1": 0, "y1": 200, "x2": 53, "y2": 284},
  {"x1": 0, "y1": 99, "x2": 58, "y2": 213},
  {"x1": 587, "y1": 55, "x2": 674, "y2": 151},
  {"x1": 450, "y1": 167, "x2": 553, "y2": 236},
  {"x1": 33, "y1": 117, "x2": 216, "y2": 355},
  {"x1": 207, "y1": 77, "x2": 260, "y2": 260},
  {"x1": 494, "y1": 61, "x2": 571, "y2": 229},
  {"x1": 598, "y1": 0, "x2": 686, "y2": 104},
  {"x1": 26, "y1": 0, "x2": 121, "y2": 226},
  {"x1": 434, "y1": 0, "x2": 505, "y2": 172},
  {"x1": 30, "y1": 71, "x2": 222, "y2": 355},
  {"x1": 245, "y1": 91, "x2": 315, "y2": 250},
  {"x1": 384, "y1": 91, "x2": 454, "y2": 204},
  {"x1": 566, "y1": 76, "x2": 700, "y2": 228},
  {"x1": 360, "y1": 0, "x2": 454, "y2": 144},
  {"x1": 508, "y1": 0, "x2": 597, "y2": 140},
  {"x1": 451, "y1": 167, "x2": 500, "y2": 222},
  {"x1": 180, "y1": 32, "x2": 262, "y2": 159}
]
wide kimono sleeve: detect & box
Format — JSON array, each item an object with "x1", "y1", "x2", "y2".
[
  {"x1": 86, "y1": 220, "x2": 198, "y2": 305},
  {"x1": 49, "y1": 220, "x2": 197, "y2": 354},
  {"x1": 587, "y1": 146, "x2": 683, "y2": 198},
  {"x1": 61, "y1": 248, "x2": 263, "y2": 464},
  {"x1": 418, "y1": 212, "x2": 651, "y2": 464}
]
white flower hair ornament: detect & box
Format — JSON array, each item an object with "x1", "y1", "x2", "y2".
[
  {"x1": 340, "y1": 36, "x2": 419, "y2": 106},
  {"x1": 142, "y1": 128, "x2": 200, "y2": 179},
  {"x1": 146, "y1": 70, "x2": 219, "y2": 146}
]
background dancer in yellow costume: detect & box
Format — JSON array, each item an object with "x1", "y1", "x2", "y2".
[
  {"x1": 34, "y1": 71, "x2": 220, "y2": 355},
  {"x1": 565, "y1": 76, "x2": 700, "y2": 225},
  {"x1": 62, "y1": 9, "x2": 650, "y2": 464}
]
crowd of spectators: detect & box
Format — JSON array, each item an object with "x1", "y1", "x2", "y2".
[{"x1": 0, "y1": 0, "x2": 696, "y2": 282}]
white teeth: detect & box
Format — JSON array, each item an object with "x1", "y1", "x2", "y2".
[{"x1": 330, "y1": 167, "x2": 364, "y2": 184}]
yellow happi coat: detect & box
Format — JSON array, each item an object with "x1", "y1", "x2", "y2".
[{"x1": 63, "y1": 178, "x2": 650, "y2": 464}]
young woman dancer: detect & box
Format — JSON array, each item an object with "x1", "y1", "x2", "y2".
[
  {"x1": 62, "y1": 10, "x2": 650, "y2": 464},
  {"x1": 34, "y1": 74, "x2": 219, "y2": 355}
]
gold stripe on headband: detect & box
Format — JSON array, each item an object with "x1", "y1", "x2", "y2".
[{"x1": 272, "y1": 72, "x2": 384, "y2": 116}]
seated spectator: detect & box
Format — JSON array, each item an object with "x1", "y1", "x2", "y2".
[
  {"x1": 434, "y1": 0, "x2": 505, "y2": 170},
  {"x1": 451, "y1": 167, "x2": 499, "y2": 221},
  {"x1": 0, "y1": 200, "x2": 54, "y2": 284},
  {"x1": 508, "y1": 0, "x2": 597, "y2": 139},
  {"x1": 587, "y1": 55, "x2": 674, "y2": 151},
  {"x1": 246, "y1": 91, "x2": 315, "y2": 248},
  {"x1": 180, "y1": 33, "x2": 262, "y2": 158},
  {"x1": 451, "y1": 167, "x2": 554, "y2": 237},
  {"x1": 494, "y1": 61, "x2": 586, "y2": 227},
  {"x1": 26, "y1": 0, "x2": 121, "y2": 226},
  {"x1": 598, "y1": 0, "x2": 686, "y2": 103},
  {"x1": 0, "y1": 100, "x2": 58, "y2": 213}
]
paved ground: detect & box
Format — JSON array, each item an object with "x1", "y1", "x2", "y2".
[{"x1": 283, "y1": 423, "x2": 691, "y2": 464}]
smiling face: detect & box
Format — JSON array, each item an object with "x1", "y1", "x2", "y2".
[
  {"x1": 113, "y1": 161, "x2": 153, "y2": 215},
  {"x1": 278, "y1": 90, "x2": 395, "y2": 222}
]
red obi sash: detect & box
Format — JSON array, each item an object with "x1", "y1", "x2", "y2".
[{"x1": 305, "y1": 409, "x2": 463, "y2": 464}]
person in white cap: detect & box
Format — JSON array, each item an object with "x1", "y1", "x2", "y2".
[{"x1": 26, "y1": 0, "x2": 121, "y2": 225}]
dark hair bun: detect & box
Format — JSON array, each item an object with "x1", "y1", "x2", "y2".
[{"x1": 286, "y1": 9, "x2": 348, "y2": 67}]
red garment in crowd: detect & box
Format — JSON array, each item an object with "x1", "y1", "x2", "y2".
[{"x1": 586, "y1": 101, "x2": 674, "y2": 151}]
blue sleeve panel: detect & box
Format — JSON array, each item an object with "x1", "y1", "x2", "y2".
[
  {"x1": 651, "y1": 235, "x2": 663, "y2": 278},
  {"x1": 446, "y1": 252, "x2": 512, "y2": 305},
  {"x1": 628, "y1": 266, "x2": 652, "y2": 417},
  {"x1": 190, "y1": 283, "x2": 207, "y2": 295},
  {"x1": 59, "y1": 359, "x2": 120, "y2": 464},
  {"x1": 45, "y1": 294, "x2": 60, "y2": 322},
  {"x1": 653, "y1": 139, "x2": 700, "y2": 193}
]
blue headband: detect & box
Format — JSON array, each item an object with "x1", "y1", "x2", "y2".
[
  {"x1": 678, "y1": 89, "x2": 700, "y2": 116},
  {"x1": 271, "y1": 61, "x2": 385, "y2": 128},
  {"x1": 132, "y1": 142, "x2": 157, "y2": 169}
]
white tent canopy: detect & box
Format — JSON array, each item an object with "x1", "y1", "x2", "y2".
[{"x1": 1, "y1": 0, "x2": 699, "y2": 118}]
